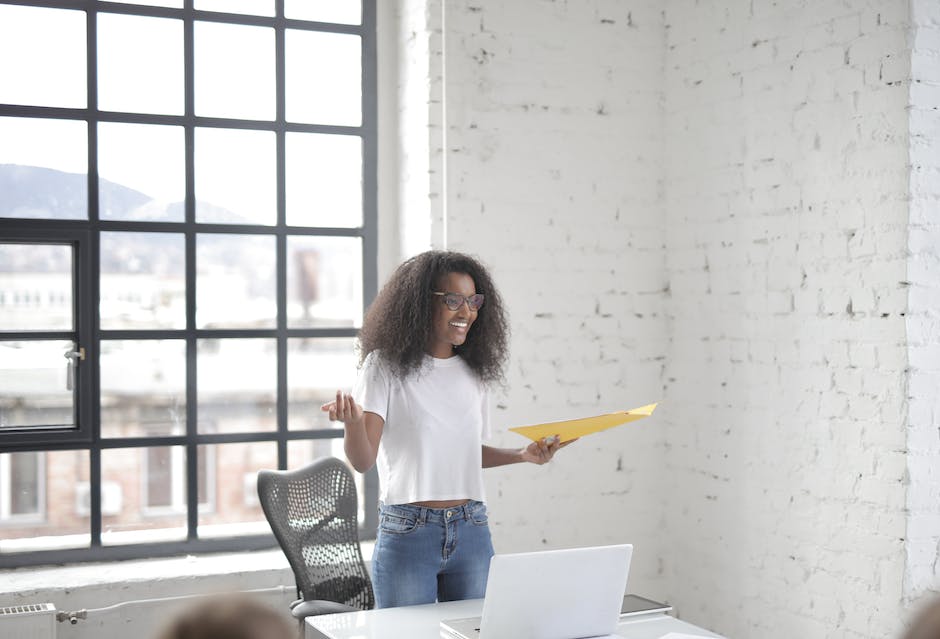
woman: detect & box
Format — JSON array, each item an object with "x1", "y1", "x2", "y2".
[{"x1": 322, "y1": 250, "x2": 570, "y2": 608}]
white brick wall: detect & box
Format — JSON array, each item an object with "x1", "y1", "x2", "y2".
[
  {"x1": 391, "y1": 1, "x2": 939, "y2": 637},
  {"x1": 0, "y1": 551, "x2": 296, "y2": 639},
  {"x1": 390, "y1": 0, "x2": 447, "y2": 263},
  {"x1": 663, "y1": 1, "x2": 913, "y2": 637},
  {"x1": 905, "y1": 0, "x2": 940, "y2": 608},
  {"x1": 441, "y1": 0, "x2": 669, "y2": 597}
]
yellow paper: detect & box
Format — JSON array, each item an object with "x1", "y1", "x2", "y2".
[{"x1": 508, "y1": 403, "x2": 658, "y2": 443}]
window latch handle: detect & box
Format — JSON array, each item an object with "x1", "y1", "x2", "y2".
[{"x1": 64, "y1": 347, "x2": 85, "y2": 391}]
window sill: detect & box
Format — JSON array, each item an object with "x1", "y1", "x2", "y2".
[{"x1": 0, "y1": 542, "x2": 375, "y2": 601}]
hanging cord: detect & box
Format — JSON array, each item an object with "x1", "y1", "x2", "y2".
[{"x1": 54, "y1": 584, "x2": 294, "y2": 625}]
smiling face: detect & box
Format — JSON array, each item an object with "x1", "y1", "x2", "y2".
[{"x1": 428, "y1": 271, "x2": 478, "y2": 359}]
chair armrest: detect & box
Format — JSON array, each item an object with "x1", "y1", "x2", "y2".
[{"x1": 289, "y1": 599, "x2": 358, "y2": 618}]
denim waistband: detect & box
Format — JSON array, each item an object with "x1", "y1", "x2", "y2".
[{"x1": 379, "y1": 500, "x2": 483, "y2": 524}]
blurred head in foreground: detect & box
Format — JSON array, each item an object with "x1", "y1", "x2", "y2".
[
  {"x1": 155, "y1": 594, "x2": 294, "y2": 639},
  {"x1": 903, "y1": 597, "x2": 940, "y2": 639}
]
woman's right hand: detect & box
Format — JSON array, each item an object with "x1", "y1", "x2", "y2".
[
  {"x1": 321, "y1": 390, "x2": 364, "y2": 426},
  {"x1": 322, "y1": 391, "x2": 383, "y2": 473}
]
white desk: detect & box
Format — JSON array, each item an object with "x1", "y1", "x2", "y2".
[{"x1": 305, "y1": 598, "x2": 723, "y2": 639}]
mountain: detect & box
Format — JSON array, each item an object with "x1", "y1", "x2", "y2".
[
  {"x1": 0, "y1": 164, "x2": 154, "y2": 220},
  {"x1": 0, "y1": 165, "x2": 269, "y2": 277},
  {"x1": 0, "y1": 164, "x2": 254, "y2": 224}
]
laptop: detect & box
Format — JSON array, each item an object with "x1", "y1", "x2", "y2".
[
  {"x1": 440, "y1": 544, "x2": 632, "y2": 639},
  {"x1": 620, "y1": 593, "x2": 672, "y2": 618}
]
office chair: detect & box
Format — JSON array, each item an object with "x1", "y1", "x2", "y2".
[{"x1": 257, "y1": 457, "x2": 375, "y2": 624}]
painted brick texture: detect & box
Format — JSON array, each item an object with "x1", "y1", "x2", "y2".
[
  {"x1": 662, "y1": 1, "x2": 912, "y2": 637},
  {"x1": 442, "y1": 0, "x2": 670, "y2": 595},
  {"x1": 392, "y1": 1, "x2": 938, "y2": 637},
  {"x1": 395, "y1": 0, "x2": 447, "y2": 256},
  {"x1": 905, "y1": 0, "x2": 940, "y2": 607}
]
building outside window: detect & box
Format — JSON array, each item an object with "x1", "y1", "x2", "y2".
[
  {"x1": 0, "y1": 0, "x2": 377, "y2": 566},
  {"x1": 0, "y1": 452, "x2": 45, "y2": 523}
]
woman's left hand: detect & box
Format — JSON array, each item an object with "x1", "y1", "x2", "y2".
[{"x1": 520, "y1": 435, "x2": 576, "y2": 465}]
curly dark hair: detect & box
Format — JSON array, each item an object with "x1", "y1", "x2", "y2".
[{"x1": 358, "y1": 250, "x2": 509, "y2": 384}]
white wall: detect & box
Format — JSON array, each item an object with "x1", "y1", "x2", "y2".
[
  {"x1": 377, "y1": 0, "x2": 403, "y2": 278},
  {"x1": 439, "y1": 0, "x2": 670, "y2": 597},
  {"x1": 665, "y1": 1, "x2": 909, "y2": 637},
  {"x1": 387, "y1": 0, "x2": 447, "y2": 266},
  {"x1": 0, "y1": 550, "x2": 297, "y2": 639},
  {"x1": 905, "y1": 0, "x2": 940, "y2": 607},
  {"x1": 661, "y1": 1, "x2": 912, "y2": 637},
  {"x1": 422, "y1": 0, "x2": 940, "y2": 638}
]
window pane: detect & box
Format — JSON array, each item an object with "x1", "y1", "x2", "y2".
[
  {"x1": 195, "y1": 0, "x2": 274, "y2": 17},
  {"x1": 0, "y1": 243, "x2": 73, "y2": 332},
  {"x1": 198, "y1": 442, "x2": 272, "y2": 539},
  {"x1": 195, "y1": 128, "x2": 276, "y2": 225},
  {"x1": 287, "y1": 236, "x2": 362, "y2": 328},
  {"x1": 285, "y1": 133, "x2": 362, "y2": 227},
  {"x1": 0, "y1": 117, "x2": 87, "y2": 220},
  {"x1": 100, "y1": 446, "x2": 187, "y2": 546},
  {"x1": 100, "y1": 232, "x2": 186, "y2": 330},
  {"x1": 0, "y1": 450, "x2": 90, "y2": 553},
  {"x1": 97, "y1": 13, "x2": 183, "y2": 116},
  {"x1": 288, "y1": 337, "x2": 357, "y2": 431},
  {"x1": 8, "y1": 451, "x2": 41, "y2": 516},
  {"x1": 198, "y1": 339, "x2": 276, "y2": 434},
  {"x1": 100, "y1": 340, "x2": 186, "y2": 438},
  {"x1": 286, "y1": 31, "x2": 361, "y2": 126},
  {"x1": 285, "y1": 0, "x2": 361, "y2": 25},
  {"x1": 195, "y1": 22, "x2": 274, "y2": 120},
  {"x1": 0, "y1": 5, "x2": 86, "y2": 108},
  {"x1": 287, "y1": 439, "x2": 346, "y2": 470},
  {"x1": 98, "y1": 123, "x2": 185, "y2": 222},
  {"x1": 0, "y1": 341, "x2": 76, "y2": 431},
  {"x1": 196, "y1": 234, "x2": 275, "y2": 328}
]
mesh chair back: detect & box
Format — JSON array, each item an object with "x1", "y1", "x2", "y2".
[{"x1": 258, "y1": 457, "x2": 374, "y2": 610}]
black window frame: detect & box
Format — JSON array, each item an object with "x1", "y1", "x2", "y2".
[{"x1": 0, "y1": 0, "x2": 378, "y2": 568}]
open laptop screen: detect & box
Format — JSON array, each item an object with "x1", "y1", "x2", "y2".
[{"x1": 441, "y1": 544, "x2": 633, "y2": 639}]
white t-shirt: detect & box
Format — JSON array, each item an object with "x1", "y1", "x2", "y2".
[{"x1": 353, "y1": 351, "x2": 492, "y2": 505}]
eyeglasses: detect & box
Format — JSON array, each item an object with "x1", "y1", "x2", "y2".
[{"x1": 432, "y1": 291, "x2": 485, "y2": 312}]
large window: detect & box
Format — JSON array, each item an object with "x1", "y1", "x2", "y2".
[{"x1": 0, "y1": 0, "x2": 377, "y2": 567}]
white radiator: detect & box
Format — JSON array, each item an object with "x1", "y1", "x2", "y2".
[{"x1": 0, "y1": 603, "x2": 57, "y2": 639}]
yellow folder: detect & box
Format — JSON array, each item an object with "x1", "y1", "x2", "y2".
[{"x1": 509, "y1": 403, "x2": 658, "y2": 444}]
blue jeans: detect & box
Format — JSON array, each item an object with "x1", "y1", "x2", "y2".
[{"x1": 372, "y1": 501, "x2": 495, "y2": 608}]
